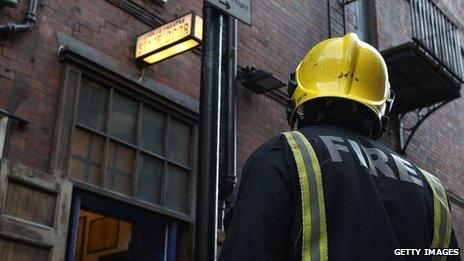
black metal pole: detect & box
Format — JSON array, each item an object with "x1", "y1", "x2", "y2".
[
  {"x1": 195, "y1": 3, "x2": 223, "y2": 260},
  {"x1": 327, "y1": 0, "x2": 331, "y2": 38},
  {"x1": 342, "y1": 1, "x2": 347, "y2": 35},
  {"x1": 219, "y1": 16, "x2": 237, "y2": 202}
]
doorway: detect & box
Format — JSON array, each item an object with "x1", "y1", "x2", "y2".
[{"x1": 66, "y1": 190, "x2": 177, "y2": 261}]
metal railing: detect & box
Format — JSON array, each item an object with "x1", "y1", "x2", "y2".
[{"x1": 410, "y1": 0, "x2": 464, "y2": 82}]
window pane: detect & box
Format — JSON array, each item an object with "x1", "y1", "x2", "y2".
[
  {"x1": 168, "y1": 119, "x2": 191, "y2": 166},
  {"x1": 136, "y1": 154, "x2": 163, "y2": 205},
  {"x1": 69, "y1": 158, "x2": 86, "y2": 181},
  {"x1": 110, "y1": 93, "x2": 138, "y2": 144},
  {"x1": 77, "y1": 79, "x2": 108, "y2": 131},
  {"x1": 69, "y1": 128, "x2": 103, "y2": 186},
  {"x1": 141, "y1": 107, "x2": 165, "y2": 155},
  {"x1": 106, "y1": 142, "x2": 134, "y2": 196},
  {"x1": 165, "y1": 165, "x2": 190, "y2": 214}
]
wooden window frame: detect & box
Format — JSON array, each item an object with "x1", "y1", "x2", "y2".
[
  {"x1": 52, "y1": 62, "x2": 198, "y2": 222},
  {"x1": 0, "y1": 115, "x2": 8, "y2": 158}
]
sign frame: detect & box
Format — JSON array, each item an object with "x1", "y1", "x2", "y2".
[
  {"x1": 135, "y1": 12, "x2": 203, "y2": 64},
  {"x1": 205, "y1": 0, "x2": 252, "y2": 25}
]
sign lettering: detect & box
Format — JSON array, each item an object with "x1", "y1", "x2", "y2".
[{"x1": 136, "y1": 14, "x2": 193, "y2": 59}]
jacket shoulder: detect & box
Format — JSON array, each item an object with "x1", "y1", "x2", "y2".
[{"x1": 242, "y1": 133, "x2": 299, "y2": 185}]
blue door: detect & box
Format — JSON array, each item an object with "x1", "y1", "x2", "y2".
[{"x1": 66, "y1": 189, "x2": 177, "y2": 261}]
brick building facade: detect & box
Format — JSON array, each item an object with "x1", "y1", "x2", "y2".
[{"x1": 0, "y1": 0, "x2": 462, "y2": 259}]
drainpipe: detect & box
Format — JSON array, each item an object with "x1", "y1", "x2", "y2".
[
  {"x1": 0, "y1": 0, "x2": 18, "y2": 8},
  {"x1": 219, "y1": 15, "x2": 237, "y2": 202},
  {"x1": 195, "y1": 4, "x2": 223, "y2": 260},
  {"x1": 0, "y1": 0, "x2": 38, "y2": 37}
]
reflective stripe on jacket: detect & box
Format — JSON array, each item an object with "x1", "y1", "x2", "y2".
[{"x1": 283, "y1": 130, "x2": 452, "y2": 261}]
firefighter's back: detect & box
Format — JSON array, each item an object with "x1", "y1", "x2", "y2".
[{"x1": 297, "y1": 125, "x2": 436, "y2": 260}]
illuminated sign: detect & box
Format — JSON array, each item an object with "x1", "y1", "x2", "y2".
[{"x1": 135, "y1": 12, "x2": 203, "y2": 64}]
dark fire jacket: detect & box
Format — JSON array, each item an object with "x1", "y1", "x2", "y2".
[{"x1": 219, "y1": 125, "x2": 460, "y2": 261}]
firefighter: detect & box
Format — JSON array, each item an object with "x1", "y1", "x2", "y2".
[{"x1": 219, "y1": 33, "x2": 460, "y2": 261}]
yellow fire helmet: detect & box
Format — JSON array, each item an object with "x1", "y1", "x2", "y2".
[{"x1": 287, "y1": 33, "x2": 394, "y2": 139}]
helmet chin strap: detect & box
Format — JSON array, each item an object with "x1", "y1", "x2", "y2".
[
  {"x1": 376, "y1": 89, "x2": 396, "y2": 138},
  {"x1": 286, "y1": 72, "x2": 298, "y2": 130}
]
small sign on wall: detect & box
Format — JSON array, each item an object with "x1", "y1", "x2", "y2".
[{"x1": 135, "y1": 12, "x2": 203, "y2": 64}]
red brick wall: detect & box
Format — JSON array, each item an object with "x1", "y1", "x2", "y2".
[
  {"x1": 375, "y1": 0, "x2": 412, "y2": 50},
  {"x1": 1, "y1": 0, "x2": 329, "y2": 172},
  {"x1": 0, "y1": 0, "x2": 203, "y2": 172},
  {"x1": 1, "y1": 0, "x2": 60, "y2": 171},
  {"x1": 451, "y1": 202, "x2": 464, "y2": 244},
  {"x1": 236, "y1": 0, "x2": 329, "y2": 168},
  {"x1": 404, "y1": 100, "x2": 464, "y2": 243}
]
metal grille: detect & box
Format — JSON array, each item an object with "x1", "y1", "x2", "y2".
[{"x1": 410, "y1": 0, "x2": 464, "y2": 81}]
